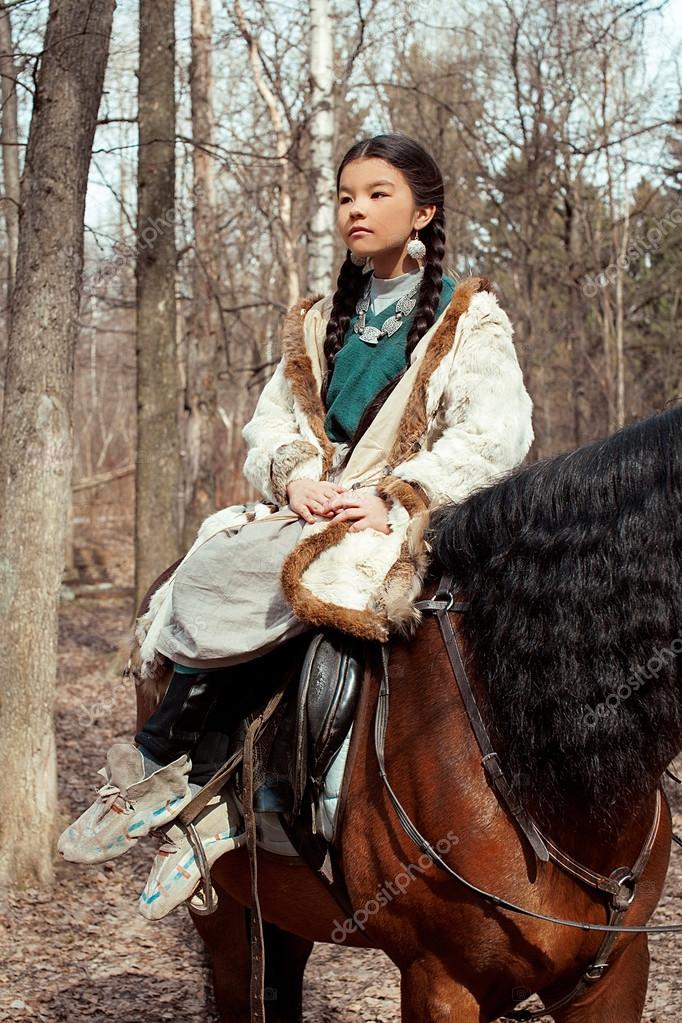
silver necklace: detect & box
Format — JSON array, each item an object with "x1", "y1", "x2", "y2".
[{"x1": 353, "y1": 274, "x2": 422, "y2": 345}]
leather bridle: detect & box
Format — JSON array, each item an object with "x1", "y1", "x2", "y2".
[{"x1": 375, "y1": 572, "x2": 682, "y2": 1022}]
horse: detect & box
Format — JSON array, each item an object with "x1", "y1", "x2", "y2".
[{"x1": 135, "y1": 402, "x2": 682, "y2": 1022}]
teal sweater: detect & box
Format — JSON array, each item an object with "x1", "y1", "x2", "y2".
[{"x1": 323, "y1": 275, "x2": 455, "y2": 443}]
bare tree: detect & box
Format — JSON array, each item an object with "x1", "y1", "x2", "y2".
[
  {"x1": 0, "y1": 3, "x2": 19, "y2": 292},
  {"x1": 590, "y1": 28, "x2": 642, "y2": 432},
  {"x1": 428, "y1": 0, "x2": 674, "y2": 451},
  {"x1": 234, "y1": 0, "x2": 301, "y2": 307},
  {"x1": 183, "y1": 0, "x2": 220, "y2": 547},
  {"x1": 135, "y1": 0, "x2": 183, "y2": 606},
  {"x1": 308, "y1": 0, "x2": 335, "y2": 293},
  {"x1": 0, "y1": 0, "x2": 115, "y2": 886}
]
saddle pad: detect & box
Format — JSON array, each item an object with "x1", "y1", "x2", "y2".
[{"x1": 230, "y1": 724, "x2": 353, "y2": 855}]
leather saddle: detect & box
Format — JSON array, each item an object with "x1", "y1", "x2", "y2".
[
  {"x1": 231, "y1": 628, "x2": 364, "y2": 901},
  {"x1": 235, "y1": 628, "x2": 363, "y2": 820}
]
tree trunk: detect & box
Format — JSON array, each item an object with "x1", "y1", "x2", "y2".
[
  {"x1": 0, "y1": 3, "x2": 19, "y2": 290},
  {"x1": 183, "y1": 0, "x2": 219, "y2": 548},
  {"x1": 234, "y1": 0, "x2": 300, "y2": 306},
  {"x1": 307, "y1": 0, "x2": 335, "y2": 294},
  {"x1": 135, "y1": 0, "x2": 183, "y2": 608},
  {"x1": 564, "y1": 183, "x2": 589, "y2": 447},
  {"x1": 614, "y1": 209, "x2": 629, "y2": 430},
  {"x1": 0, "y1": 0, "x2": 115, "y2": 886}
]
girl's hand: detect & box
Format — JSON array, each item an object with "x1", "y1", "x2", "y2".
[
  {"x1": 321, "y1": 488, "x2": 391, "y2": 534},
  {"x1": 286, "y1": 478, "x2": 346, "y2": 524}
]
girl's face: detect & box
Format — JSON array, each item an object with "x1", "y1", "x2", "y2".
[{"x1": 337, "y1": 157, "x2": 435, "y2": 268}]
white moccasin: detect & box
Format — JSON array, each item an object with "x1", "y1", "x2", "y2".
[
  {"x1": 138, "y1": 791, "x2": 246, "y2": 919},
  {"x1": 58, "y1": 743, "x2": 194, "y2": 864}
]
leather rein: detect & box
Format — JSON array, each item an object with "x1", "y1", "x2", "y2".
[{"x1": 375, "y1": 572, "x2": 682, "y2": 1022}]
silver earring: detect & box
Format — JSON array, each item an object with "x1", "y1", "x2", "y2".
[{"x1": 407, "y1": 231, "x2": 426, "y2": 261}]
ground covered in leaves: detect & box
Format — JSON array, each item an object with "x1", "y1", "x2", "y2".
[{"x1": 1, "y1": 520, "x2": 681, "y2": 1021}]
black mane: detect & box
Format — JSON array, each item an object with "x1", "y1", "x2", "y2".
[{"x1": 429, "y1": 403, "x2": 682, "y2": 828}]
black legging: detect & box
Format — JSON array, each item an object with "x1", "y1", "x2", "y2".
[
  {"x1": 134, "y1": 663, "x2": 279, "y2": 786},
  {"x1": 135, "y1": 670, "x2": 215, "y2": 756}
]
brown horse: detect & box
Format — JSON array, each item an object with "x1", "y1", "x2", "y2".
[{"x1": 136, "y1": 403, "x2": 682, "y2": 1022}]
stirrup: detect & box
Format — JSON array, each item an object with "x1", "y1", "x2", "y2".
[{"x1": 178, "y1": 819, "x2": 218, "y2": 915}]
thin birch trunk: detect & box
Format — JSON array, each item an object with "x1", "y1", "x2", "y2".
[
  {"x1": 0, "y1": 3, "x2": 19, "y2": 290},
  {"x1": 565, "y1": 182, "x2": 588, "y2": 447},
  {"x1": 614, "y1": 208, "x2": 629, "y2": 429},
  {"x1": 184, "y1": 0, "x2": 219, "y2": 547},
  {"x1": 234, "y1": 0, "x2": 300, "y2": 306},
  {"x1": 308, "y1": 0, "x2": 335, "y2": 294},
  {"x1": 600, "y1": 288, "x2": 615, "y2": 432}
]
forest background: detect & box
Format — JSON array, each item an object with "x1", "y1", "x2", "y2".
[{"x1": 0, "y1": 0, "x2": 680, "y2": 887}]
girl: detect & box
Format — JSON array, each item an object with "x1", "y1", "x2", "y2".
[{"x1": 59, "y1": 133, "x2": 534, "y2": 916}]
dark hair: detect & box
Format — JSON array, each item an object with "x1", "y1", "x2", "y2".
[
  {"x1": 324, "y1": 134, "x2": 446, "y2": 461},
  {"x1": 429, "y1": 402, "x2": 682, "y2": 831}
]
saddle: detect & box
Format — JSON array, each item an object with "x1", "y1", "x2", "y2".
[
  {"x1": 232, "y1": 629, "x2": 364, "y2": 892},
  {"x1": 175, "y1": 627, "x2": 365, "y2": 919},
  {"x1": 249, "y1": 630, "x2": 363, "y2": 818}
]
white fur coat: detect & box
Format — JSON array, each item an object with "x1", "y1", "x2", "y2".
[
  {"x1": 135, "y1": 276, "x2": 533, "y2": 679},
  {"x1": 238, "y1": 275, "x2": 533, "y2": 641}
]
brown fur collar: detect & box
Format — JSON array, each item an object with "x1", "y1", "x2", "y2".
[
  {"x1": 279, "y1": 295, "x2": 335, "y2": 474},
  {"x1": 280, "y1": 277, "x2": 492, "y2": 473}
]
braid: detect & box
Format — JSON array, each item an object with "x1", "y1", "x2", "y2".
[
  {"x1": 322, "y1": 253, "x2": 365, "y2": 403},
  {"x1": 405, "y1": 209, "x2": 446, "y2": 361}
]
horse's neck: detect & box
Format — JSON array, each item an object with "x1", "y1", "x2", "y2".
[
  {"x1": 392, "y1": 619, "x2": 666, "y2": 881},
  {"x1": 543, "y1": 787, "x2": 663, "y2": 875}
]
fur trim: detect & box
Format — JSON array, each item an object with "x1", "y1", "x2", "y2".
[
  {"x1": 378, "y1": 513, "x2": 431, "y2": 635},
  {"x1": 279, "y1": 475, "x2": 432, "y2": 642},
  {"x1": 280, "y1": 519, "x2": 391, "y2": 640},
  {"x1": 386, "y1": 276, "x2": 493, "y2": 467},
  {"x1": 134, "y1": 648, "x2": 172, "y2": 710},
  {"x1": 130, "y1": 584, "x2": 175, "y2": 707},
  {"x1": 270, "y1": 439, "x2": 322, "y2": 505},
  {"x1": 375, "y1": 476, "x2": 432, "y2": 634},
  {"x1": 280, "y1": 297, "x2": 336, "y2": 475},
  {"x1": 376, "y1": 474, "x2": 429, "y2": 516}
]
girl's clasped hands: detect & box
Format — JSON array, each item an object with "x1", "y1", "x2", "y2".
[{"x1": 286, "y1": 479, "x2": 390, "y2": 534}]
